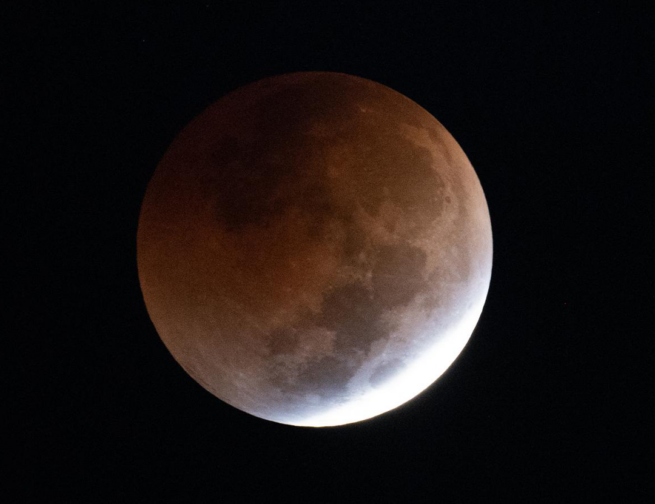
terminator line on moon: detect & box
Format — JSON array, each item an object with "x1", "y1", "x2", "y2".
[{"x1": 137, "y1": 72, "x2": 492, "y2": 427}]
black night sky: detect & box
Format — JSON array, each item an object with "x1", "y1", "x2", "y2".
[{"x1": 9, "y1": 2, "x2": 653, "y2": 501}]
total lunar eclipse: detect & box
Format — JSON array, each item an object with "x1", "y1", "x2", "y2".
[{"x1": 137, "y1": 72, "x2": 492, "y2": 427}]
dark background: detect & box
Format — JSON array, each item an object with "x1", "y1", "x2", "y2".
[{"x1": 8, "y1": 2, "x2": 653, "y2": 501}]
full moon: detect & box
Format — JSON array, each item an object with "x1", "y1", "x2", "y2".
[{"x1": 137, "y1": 72, "x2": 492, "y2": 427}]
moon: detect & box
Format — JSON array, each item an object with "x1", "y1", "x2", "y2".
[{"x1": 137, "y1": 72, "x2": 492, "y2": 427}]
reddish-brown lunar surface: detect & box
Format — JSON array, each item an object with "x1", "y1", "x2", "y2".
[{"x1": 137, "y1": 72, "x2": 492, "y2": 427}]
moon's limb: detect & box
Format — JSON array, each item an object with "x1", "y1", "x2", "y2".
[{"x1": 137, "y1": 72, "x2": 492, "y2": 426}]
